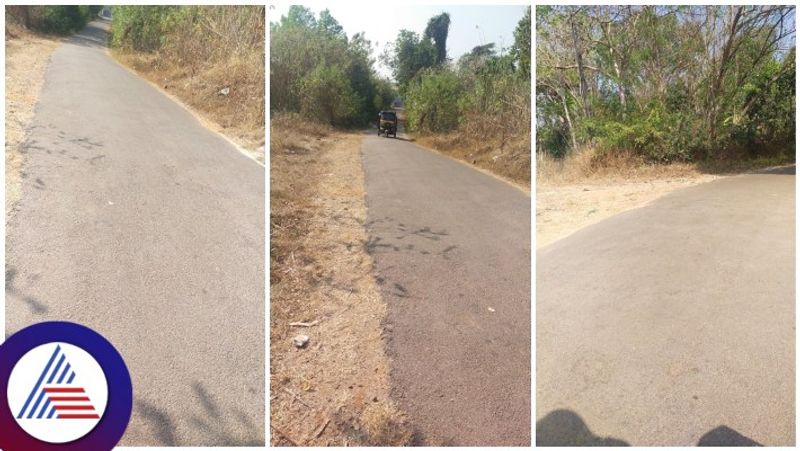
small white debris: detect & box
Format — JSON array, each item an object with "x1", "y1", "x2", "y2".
[
  {"x1": 218, "y1": 87, "x2": 231, "y2": 96},
  {"x1": 290, "y1": 320, "x2": 319, "y2": 327},
  {"x1": 292, "y1": 334, "x2": 310, "y2": 348},
  {"x1": 487, "y1": 307, "x2": 495, "y2": 313},
  {"x1": 108, "y1": 201, "x2": 114, "y2": 205}
]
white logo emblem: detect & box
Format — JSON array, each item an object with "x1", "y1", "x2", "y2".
[{"x1": 7, "y1": 343, "x2": 108, "y2": 443}]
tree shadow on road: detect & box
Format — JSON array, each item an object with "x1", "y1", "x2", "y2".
[
  {"x1": 134, "y1": 382, "x2": 264, "y2": 446},
  {"x1": 536, "y1": 409, "x2": 763, "y2": 446},
  {"x1": 66, "y1": 19, "x2": 110, "y2": 50},
  {"x1": 5, "y1": 266, "x2": 48, "y2": 315}
]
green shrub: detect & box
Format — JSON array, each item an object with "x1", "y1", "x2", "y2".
[
  {"x1": 270, "y1": 6, "x2": 396, "y2": 126},
  {"x1": 405, "y1": 68, "x2": 464, "y2": 132},
  {"x1": 15, "y1": 6, "x2": 94, "y2": 35},
  {"x1": 298, "y1": 64, "x2": 359, "y2": 126}
]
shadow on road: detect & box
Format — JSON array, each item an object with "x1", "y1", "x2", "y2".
[
  {"x1": 66, "y1": 19, "x2": 110, "y2": 50},
  {"x1": 5, "y1": 266, "x2": 48, "y2": 315},
  {"x1": 696, "y1": 160, "x2": 796, "y2": 176},
  {"x1": 536, "y1": 409, "x2": 762, "y2": 447},
  {"x1": 134, "y1": 382, "x2": 264, "y2": 446}
]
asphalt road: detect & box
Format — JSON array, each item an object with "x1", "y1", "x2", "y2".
[
  {"x1": 5, "y1": 21, "x2": 264, "y2": 445},
  {"x1": 361, "y1": 133, "x2": 531, "y2": 445},
  {"x1": 537, "y1": 167, "x2": 795, "y2": 446}
]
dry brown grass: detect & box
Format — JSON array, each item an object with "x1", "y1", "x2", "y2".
[
  {"x1": 536, "y1": 146, "x2": 703, "y2": 186},
  {"x1": 5, "y1": 16, "x2": 61, "y2": 223},
  {"x1": 416, "y1": 126, "x2": 531, "y2": 188},
  {"x1": 535, "y1": 147, "x2": 728, "y2": 248},
  {"x1": 112, "y1": 6, "x2": 264, "y2": 161},
  {"x1": 270, "y1": 114, "x2": 411, "y2": 446}
]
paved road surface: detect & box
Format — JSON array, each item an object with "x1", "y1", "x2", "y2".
[
  {"x1": 361, "y1": 134, "x2": 531, "y2": 445},
  {"x1": 537, "y1": 167, "x2": 795, "y2": 446},
  {"x1": 5, "y1": 21, "x2": 264, "y2": 445}
]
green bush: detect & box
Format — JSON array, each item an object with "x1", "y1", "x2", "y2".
[
  {"x1": 16, "y1": 6, "x2": 94, "y2": 35},
  {"x1": 110, "y1": 6, "x2": 180, "y2": 51},
  {"x1": 270, "y1": 6, "x2": 396, "y2": 126},
  {"x1": 298, "y1": 64, "x2": 358, "y2": 126},
  {"x1": 405, "y1": 68, "x2": 464, "y2": 132}
]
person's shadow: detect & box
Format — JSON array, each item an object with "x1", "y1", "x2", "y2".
[
  {"x1": 536, "y1": 410, "x2": 629, "y2": 446},
  {"x1": 536, "y1": 410, "x2": 762, "y2": 446}
]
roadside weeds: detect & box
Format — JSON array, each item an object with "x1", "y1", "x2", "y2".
[{"x1": 415, "y1": 131, "x2": 531, "y2": 189}]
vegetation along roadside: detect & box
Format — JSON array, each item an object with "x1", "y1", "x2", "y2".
[
  {"x1": 110, "y1": 6, "x2": 266, "y2": 162},
  {"x1": 270, "y1": 8, "x2": 411, "y2": 446},
  {"x1": 385, "y1": 7, "x2": 532, "y2": 187},
  {"x1": 536, "y1": 5, "x2": 795, "y2": 247}
]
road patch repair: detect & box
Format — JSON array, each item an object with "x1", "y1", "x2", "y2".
[{"x1": 5, "y1": 20, "x2": 264, "y2": 445}]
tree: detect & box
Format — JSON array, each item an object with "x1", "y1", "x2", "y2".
[
  {"x1": 317, "y1": 9, "x2": 344, "y2": 39},
  {"x1": 536, "y1": 5, "x2": 796, "y2": 162},
  {"x1": 424, "y1": 13, "x2": 451, "y2": 65},
  {"x1": 385, "y1": 30, "x2": 436, "y2": 91},
  {"x1": 512, "y1": 6, "x2": 531, "y2": 77},
  {"x1": 270, "y1": 8, "x2": 396, "y2": 125}
]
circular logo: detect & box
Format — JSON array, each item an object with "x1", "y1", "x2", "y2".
[
  {"x1": 8, "y1": 343, "x2": 109, "y2": 443},
  {"x1": 0, "y1": 322, "x2": 132, "y2": 451}
]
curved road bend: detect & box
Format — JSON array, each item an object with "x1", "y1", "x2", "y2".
[{"x1": 537, "y1": 167, "x2": 795, "y2": 446}]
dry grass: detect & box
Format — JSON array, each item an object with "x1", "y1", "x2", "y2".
[
  {"x1": 416, "y1": 127, "x2": 531, "y2": 188},
  {"x1": 270, "y1": 114, "x2": 411, "y2": 446},
  {"x1": 536, "y1": 148, "x2": 720, "y2": 248},
  {"x1": 536, "y1": 147, "x2": 703, "y2": 186},
  {"x1": 5, "y1": 16, "x2": 61, "y2": 223},
  {"x1": 537, "y1": 146, "x2": 795, "y2": 186},
  {"x1": 111, "y1": 6, "x2": 265, "y2": 162},
  {"x1": 534, "y1": 146, "x2": 796, "y2": 248}
]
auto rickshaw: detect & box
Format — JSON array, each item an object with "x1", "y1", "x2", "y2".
[{"x1": 377, "y1": 111, "x2": 397, "y2": 138}]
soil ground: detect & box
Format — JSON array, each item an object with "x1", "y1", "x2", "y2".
[
  {"x1": 270, "y1": 117, "x2": 410, "y2": 446},
  {"x1": 537, "y1": 175, "x2": 720, "y2": 248},
  {"x1": 5, "y1": 23, "x2": 61, "y2": 222},
  {"x1": 536, "y1": 149, "x2": 794, "y2": 248}
]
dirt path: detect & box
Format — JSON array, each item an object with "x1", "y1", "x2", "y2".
[
  {"x1": 270, "y1": 123, "x2": 409, "y2": 446},
  {"x1": 5, "y1": 25, "x2": 61, "y2": 222},
  {"x1": 537, "y1": 175, "x2": 720, "y2": 248}
]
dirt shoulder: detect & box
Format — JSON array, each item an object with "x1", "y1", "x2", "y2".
[
  {"x1": 536, "y1": 150, "x2": 797, "y2": 248},
  {"x1": 537, "y1": 175, "x2": 720, "y2": 248},
  {"x1": 270, "y1": 116, "x2": 410, "y2": 446},
  {"x1": 5, "y1": 23, "x2": 61, "y2": 222}
]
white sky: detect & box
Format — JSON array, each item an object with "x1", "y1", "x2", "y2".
[{"x1": 268, "y1": 3, "x2": 528, "y2": 78}]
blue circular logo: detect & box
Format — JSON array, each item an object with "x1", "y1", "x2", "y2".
[{"x1": 0, "y1": 322, "x2": 132, "y2": 451}]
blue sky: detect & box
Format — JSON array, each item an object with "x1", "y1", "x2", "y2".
[{"x1": 269, "y1": 3, "x2": 529, "y2": 78}]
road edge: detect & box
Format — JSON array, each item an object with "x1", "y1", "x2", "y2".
[
  {"x1": 105, "y1": 48, "x2": 265, "y2": 168},
  {"x1": 399, "y1": 131, "x2": 531, "y2": 196}
]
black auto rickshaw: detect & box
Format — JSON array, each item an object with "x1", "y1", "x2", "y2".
[{"x1": 378, "y1": 110, "x2": 398, "y2": 138}]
